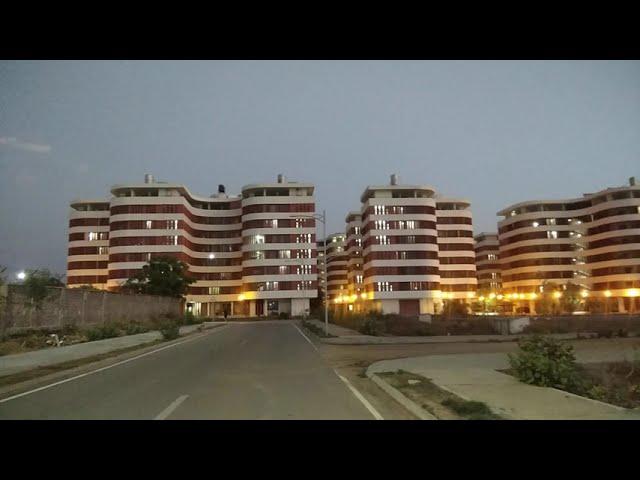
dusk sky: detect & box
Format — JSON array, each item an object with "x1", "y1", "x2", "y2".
[{"x1": 1, "y1": 60, "x2": 638, "y2": 278}]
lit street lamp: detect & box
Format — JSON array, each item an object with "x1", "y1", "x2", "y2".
[
  {"x1": 290, "y1": 209, "x2": 328, "y2": 336},
  {"x1": 16, "y1": 271, "x2": 26, "y2": 281}
]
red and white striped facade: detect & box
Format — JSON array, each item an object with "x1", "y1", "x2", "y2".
[
  {"x1": 67, "y1": 175, "x2": 317, "y2": 317},
  {"x1": 330, "y1": 175, "x2": 475, "y2": 316},
  {"x1": 497, "y1": 178, "x2": 640, "y2": 313},
  {"x1": 325, "y1": 233, "x2": 348, "y2": 305},
  {"x1": 474, "y1": 232, "x2": 501, "y2": 294},
  {"x1": 436, "y1": 198, "x2": 477, "y2": 301}
]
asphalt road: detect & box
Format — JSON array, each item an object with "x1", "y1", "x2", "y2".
[{"x1": 0, "y1": 322, "x2": 376, "y2": 420}]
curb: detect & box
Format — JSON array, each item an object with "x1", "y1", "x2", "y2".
[{"x1": 366, "y1": 371, "x2": 437, "y2": 420}]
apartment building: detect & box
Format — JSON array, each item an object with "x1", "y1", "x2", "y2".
[
  {"x1": 474, "y1": 232, "x2": 501, "y2": 294},
  {"x1": 436, "y1": 198, "x2": 477, "y2": 302},
  {"x1": 67, "y1": 174, "x2": 318, "y2": 317},
  {"x1": 497, "y1": 177, "x2": 640, "y2": 313},
  {"x1": 345, "y1": 212, "x2": 365, "y2": 312},
  {"x1": 325, "y1": 233, "x2": 348, "y2": 308}
]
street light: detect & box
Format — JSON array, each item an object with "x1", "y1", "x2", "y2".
[
  {"x1": 290, "y1": 209, "x2": 328, "y2": 336},
  {"x1": 16, "y1": 271, "x2": 26, "y2": 281}
]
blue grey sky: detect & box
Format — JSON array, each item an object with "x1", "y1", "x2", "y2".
[{"x1": 1, "y1": 60, "x2": 638, "y2": 277}]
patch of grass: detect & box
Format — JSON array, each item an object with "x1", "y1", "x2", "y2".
[
  {"x1": 441, "y1": 397, "x2": 501, "y2": 420},
  {"x1": 378, "y1": 370, "x2": 504, "y2": 420},
  {"x1": 301, "y1": 320, "x2": 337, "y2": 338}
]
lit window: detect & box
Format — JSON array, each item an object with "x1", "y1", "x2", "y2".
[
  {"x1": 279, "y1": 250, "x2": 291, "y2": 259},
  {"x1": 209, "y1": 287, "x2": 220, "y2": 295},
  {"x1": 146, "y1": 220, "x2": 152, "y2": 229},
  {"x1": 167, "y1": 220, "x2": 178, "y2": 230},
  {"x1": 547, "y1": 231, "x2": 558, "y2": 239},
  {"x1": 87, "y1": 232, "x2": 98, "y2": 241},
  {"x1": 279, "y1": 266, "x2": 288, "y2": 275},
  {"x1": 98, "y1": 246, "x2": 109, "y2": 255},
  {"x1": 376, "y1": 235, "x2": 390, "y2": 245}
]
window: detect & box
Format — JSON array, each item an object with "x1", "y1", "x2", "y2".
[
  {"x1": 279, "y1": 250, "x2": 291, "y2": 259},
  {"x1": 270, "y1": 219, "x2": 278, "y2": 229},
  {"x1": 166, "y1": 236, "x2": 179, "y2": 245},
  {"x1": 146, "y1": 220, "x2": 153, "y2": 229},
  {"x1": 254, "y1": 234, "x2": 266, "y2": 244},
  {"x1": 374, "y1": 205, "x2": 385, "y2": 215},
  {"x1": 98, "y1": 246, "x2": 109, "y2": 255},
  {"x1": 548, "y1": 218, "x2": 556, "y2": 225},
  {"x1": 209, "y1": 287, "x2": 220, "y2": 295},
  {"x1": 279, "y1": 266, "x2": 288, "y2": 275},
  {"x1": 167, "y1": 220, "x2": 178, "y2": 230},
  {"x1": 376, "y1": 235, "x2": 390, "y2": 245},
  {"x1": 488, "y1": 253, "x2": 497, "y2": 261},
  {"x1": 265, "y1": 281, "x2": 279, "y2": 291},
  {"x1": 297, "y1": 281, "x2": 313, "y2": 290},
  {"x1": 376, "y1": 281, "x2": 392, "y2": 292},
  {"x1": 297, "y1": 264, "x2": 312, "y2": 275},
  {"x1": 146, "y1": 253, "x2": 151, "y2": 262},
  {"x1": 296, "y1": 233, "x2": 312, "y2": 243},
  {"x1": 375, "y1": 220, "x2": 389, "y2": 230},
  {"x1": 252, "y1": 250, "x2": 265, "y2": 260},
  {"x1": 547, "y1": 231, "x2": 558, "y2": 239},
  {"x1": 355, "y1": 275, "x2": 363, "y2": 284},
  {"x1": 87, "y1": 232, "x2": 98, "y2": 241}
]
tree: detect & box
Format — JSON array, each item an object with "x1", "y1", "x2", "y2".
[
  {"x1": 560, "y1": 282, "x2": 583, "y2": 314},
  {"x1": 122, "y1": 256, "x2": 194, "y2": 298},
  {"x1": 22, "y1": 269, "x2": 64, "y2": 309},
  {"x1": 535, "y1": 281, "x2": 561, "y2": 316},
  {"x1": 0, "y1": 265, "x2": 6, "y2": 286}
]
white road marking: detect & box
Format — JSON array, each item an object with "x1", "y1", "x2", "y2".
[
  {"x1": 0, "y1": 325, "x2": 229, "y2": 405},
  {"x1": 337, "y1": 373, "x2": 384, "y2": 420},
  {"x1": 292, "y1": 324, "x2": 319, "y2": 352},
  {"x1": 154, "y1": 395, "x2": 189, "y2": 420}
]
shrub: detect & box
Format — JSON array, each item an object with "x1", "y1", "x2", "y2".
[
  {"x1": 183, "y1": 311, "x2": 198, "y2": 325},
  {"x1": 125, "y1": 322, "x2": 149, "y2": 335},
  {"x1": 360, "y1": 317, "x2": 384, "y2": 336},
  {"x1": 159, "y1": 320, "x2": 180, "y2": 340},
  {"x1": 85, "y1": 324, "x2": 120, "y2": 342},
  {"x1": 508, "y1": 335, "x2": 585, "y2": 392},
  {"x1": 441, "y1": 398, "x2": 501, "y2": 420}
]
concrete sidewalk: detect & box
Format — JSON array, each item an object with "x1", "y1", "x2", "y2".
[
  {"x1": 0, "y1": 323, "x2": 216, "y2": 378},
  {"x1": 367, "y1": 346, "x2": 640, "y2": 420}
]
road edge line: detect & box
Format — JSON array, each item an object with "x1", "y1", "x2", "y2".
[
  {"x1": 336, "y1": 373, "x2": 384, "y2": 420},
  {"x1": 292, "y1": 323, "x2": 319, "y2": 352}
]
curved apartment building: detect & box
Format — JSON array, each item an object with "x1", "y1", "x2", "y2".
[
  {"x1": 67, "y1": 200, "x2": 111, "y2": 288},
  {"x1": 345, "y1": 212, "x2": 364, "y2": 312},
  {"x1": 436, "y1": 198, "x2": 477, "y2": 301},
  {"x1": 67, "y1": 174, "x2": 317, "y2": 317},
  {"x1": 359, "y1": 176, "x2": 442, "y2": 315},
  {"x1": 325, "y1": 233, "x2": 348, "y2": 306},
  {"x1": 474, "y1": 232, "x2": 501, "y2": 295},
  {"x1": 239, "y1": 177, "x2": 317, "y2": 316},
  {"x1": 498, "y1": 177, "x2": 640, "y2": 313}
]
